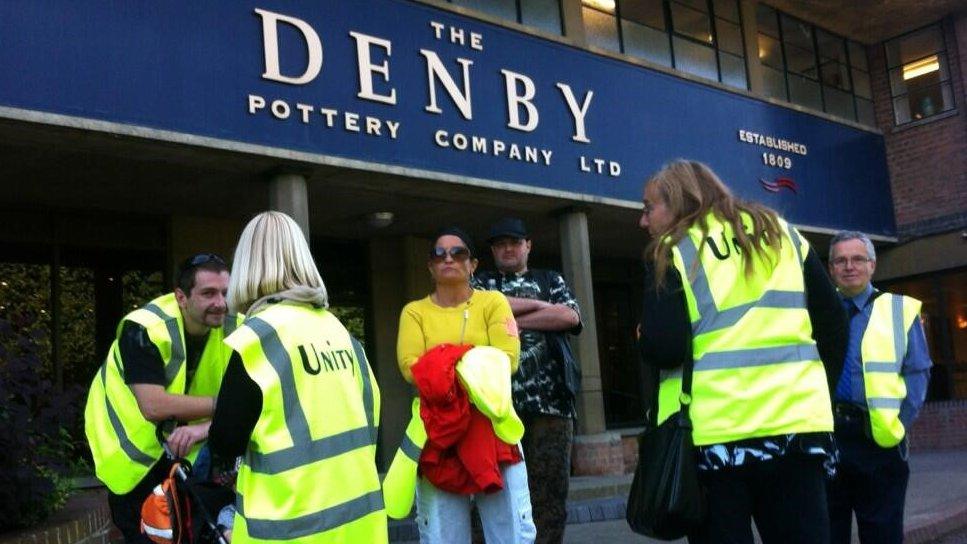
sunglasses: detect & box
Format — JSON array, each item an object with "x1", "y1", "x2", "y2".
[
  {"x1": 181, "y1": 253, "x2": 226, "y2": 269},
  {"x1": 429, "y1": 246, "x2": 472, "y2": 262}
]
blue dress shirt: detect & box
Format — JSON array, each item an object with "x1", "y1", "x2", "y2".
[{"x1": 833, "y1": 284, "x2": 932, "y2": 428}]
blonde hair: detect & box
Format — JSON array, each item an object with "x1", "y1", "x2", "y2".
[
  {"x1": 228, "y1": 211, "x2": 328, "y2": 314},
  {"x1": 645, "y1": 160, "x2": 784, "y2": 286}
]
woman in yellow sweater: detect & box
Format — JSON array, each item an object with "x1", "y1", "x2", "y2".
[{"x1": 397, "y1": 226, "x2": 536, "y2": 543}]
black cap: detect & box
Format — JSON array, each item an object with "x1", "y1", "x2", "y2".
[{"x1": 487, "y1": 217, "x2": 529, "y2": 243}]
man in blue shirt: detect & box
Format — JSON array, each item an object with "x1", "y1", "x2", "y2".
[{"x1": 826, "y1": 231, "x2": 932, "y2": 544}]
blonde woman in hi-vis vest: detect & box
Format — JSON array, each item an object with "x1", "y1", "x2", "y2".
[{"x1": 208, "y1": 211, "x2": 387, "y2": 543}]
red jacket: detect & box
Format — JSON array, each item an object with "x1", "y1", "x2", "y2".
[{"x1": 411, "y1": 344, "x2": 521, "y2": 495}]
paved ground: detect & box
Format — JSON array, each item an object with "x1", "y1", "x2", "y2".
[
  {"x1": 932, "y1": 528, "x2": 967, "y2": 544},
  {"x1": 31, "y1": 449, "x2": 967, "y2": 544},
  {"x1": 560, "y1": 449, "x2": 967, "y2": 544}
]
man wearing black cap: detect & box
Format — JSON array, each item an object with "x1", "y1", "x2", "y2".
[
  {"x1": 85, "y1": 253, "x2": 243, "y2": 543},
  {"x1": 475, "y1": 217, "x2": 582, "y2": 544}
]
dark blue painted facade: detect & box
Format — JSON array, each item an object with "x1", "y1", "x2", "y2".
[{"x1": 0, "y1": 0, "x2": 895, "y2": 236}]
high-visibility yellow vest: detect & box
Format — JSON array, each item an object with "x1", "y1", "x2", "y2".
[
  {"x1": 861, "y1": 293, "x2": 921, "y2": 448},
  {"x1": 383, "y1": 398, "x2": 427, "y2": 520},
  {"x1": 84, "y1": 293, "x2": 242, "y2": 494},
  {"x1": 226, "y1": 303, "x2": 386, "y2": 544},
  {"x1": 656, "y1": 213, "x2": 834, "y2": 446}
]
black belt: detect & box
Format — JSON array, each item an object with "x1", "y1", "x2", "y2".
[{"x1": 833, "y1": 402, "x2": 867, "y2": 418}]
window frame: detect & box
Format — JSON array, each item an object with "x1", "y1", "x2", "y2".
[
  {"x1": 583, "y1": 0, "x2": 749, "y2": 90},
  {"x1": 884, "y1": 21, "x2": 956, "y2": 126},
  {"x1": 445, "y1": 0, "x2": 565, "y2": 35},
  {"x1": 756, "y1": 6, "x2": 874, "y2": 126}
]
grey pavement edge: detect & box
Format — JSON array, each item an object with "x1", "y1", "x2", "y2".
[{"x1": 392, "y1": 449, "x2": 967, "y2": 543}]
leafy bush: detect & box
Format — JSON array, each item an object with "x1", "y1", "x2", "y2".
[{"x1": 0, "y1": 317, "x2": 84, "y2": 530}]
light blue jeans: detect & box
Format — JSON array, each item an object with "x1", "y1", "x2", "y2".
[{"x1": 415, "y1": 460, "x2": 536, "y2": 544}]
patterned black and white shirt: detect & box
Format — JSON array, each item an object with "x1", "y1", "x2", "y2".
[
  {"x1": 697, "y1": 432, "x2": 838, "y2": 477},
  {"x1": 473, "y1": 269, "x2": 581, "y2": 419}
]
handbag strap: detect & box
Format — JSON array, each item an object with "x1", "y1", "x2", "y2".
[{"x1": 679, "y1": 343, "x2": 696, "y2": 418}]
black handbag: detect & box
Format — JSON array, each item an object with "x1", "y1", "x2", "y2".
[
  {"x1": 547, "y1": 330, "x2": 582, "y2": 398},
  {"x1": 626, "y1": 356, "x2": 706, "y2": 539}
]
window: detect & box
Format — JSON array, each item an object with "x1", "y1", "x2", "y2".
[
  {"x1": 581, "y1": 0, "x2": 748, "y2": 90},
  {"x1": 885, "y1": 24, "x2": 955, "y2": 125},
  {"x1": 756, "y1": 5, "x2": 876, "y2": 126},
  {"x1": 448, "y1": 0, "x2": 563, "y2": 35},
  {"x1": 0, "y1": 246, "x2": 164, "y2": 391},
  {"x1": 849, "y1": 40, "x2": 875, "y2": 126},
  {"x1": 880, "y1": 268, "x2": 967, "y2": 401}
]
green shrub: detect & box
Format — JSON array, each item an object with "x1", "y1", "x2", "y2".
[{"x1": 0, "y1": 318, "x2": 84, "y2": 530}]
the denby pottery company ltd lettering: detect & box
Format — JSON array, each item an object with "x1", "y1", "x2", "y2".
[{"x1": 247, "y1": 8, "x2": 622, "y2": 178}]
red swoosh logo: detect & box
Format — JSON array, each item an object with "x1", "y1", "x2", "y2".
[{"x1": 759, "y1": 177, "x2": 798, "y2": 194}]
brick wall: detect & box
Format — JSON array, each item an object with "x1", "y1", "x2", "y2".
[
  {"x1": 572, "y1": 432, "x2": 626, "y2": 475},
  {"x1": 0, "y1": 491, "x2": 113, "y2": 544},
  {"x1": 868, "y1": 13, "x2": 967, "y2": 238},
  {"x1": 909, "y1": 399, "x2": 967, "y2": 451}
]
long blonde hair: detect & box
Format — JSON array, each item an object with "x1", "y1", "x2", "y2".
[
  {"x1": 228, "y1": 211, "x2": 328, "y2": 314},
  {"x1": 645, "y1": 160, "x2": 784, "y2": 286}
]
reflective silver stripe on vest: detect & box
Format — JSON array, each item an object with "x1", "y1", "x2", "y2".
[
  {"x1": 247, "y1": 428, "x2": 376, "y2": 475},
  {"x1": 399, "y1": 433, "x2": 422, "y2": 462},
  {"x1": 676, "y1": 235, "x2": 807, "y2": 336},
  {"x1": 695, "y1": 343, "x2": 821, "y2": 372},
  {"x1": 350, "y1": 337, "x2": 378, "y2": 444},
  {"x1": 244, "y1": 317, "x2": 377, "y2": 475},
  {"x1": 864, "y1": 361, "x2": 903, "y2": 373},
  {"x1": 786, "y1": 223, "x2": 804, "y2": 265},
  {"x1": 143, "y1": 303, "x2": 186, "y2": 386},
  {"x1": 867, "y1": 397, "x2": 903, "y2": 410},
  {"x1": 101, "y1": 359, "x2": 155, "y2": 467},
  {"x1": 222, "y1": 314, "x2": 240, "y2": 338},
  {"x1": 236, "y1": 489, "x2": 384, "y2": 540},
  {"x1": 891, "y1": 295, "x2": 907, "y2": 369}
]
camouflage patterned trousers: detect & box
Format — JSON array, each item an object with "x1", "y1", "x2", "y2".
[{"x1": 521, "y1": 414, "x2": 574, "y2": 544}]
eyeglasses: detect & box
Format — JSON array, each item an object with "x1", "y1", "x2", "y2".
[
  {"x1": 831, "y1": 255, "x2": 872, "y2": 268},
  {"x1": 181, "y1": 253, "x2": 226, "y2": 270},
  {"x1": 429, "y1": 246, "x2": 472, "y2": 262}
]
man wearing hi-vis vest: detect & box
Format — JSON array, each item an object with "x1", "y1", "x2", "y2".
[
  {"x1": 85, "y1": 253, "x2": 242, "y2": 544},
  {"x1": 826, "y1": 231, "x2": 932, "y2": 544}
]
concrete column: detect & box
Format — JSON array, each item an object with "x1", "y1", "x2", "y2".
[
  {"x1": 268, "y1": 172, "x2": 310, "y2": 238},
  {"x1": 557, "y1": 208, "x2": 605, "y2": 435},
  {"x1": 560, "y1": 0, "x2": 587, "y2": 46},
  {"x1": 402, "y1": 236, "x2": 433, "y2": 301},
  {"x1": 369, "y1": 235, "x2": 431, "y2": 469},
  {"x1": 741, "y1": 0, "x2": 765, "y2": 94},
  {"x1": 368, "y1": 237, "x2": 410, "y2": 470}
]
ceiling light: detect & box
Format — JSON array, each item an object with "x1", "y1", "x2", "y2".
[
  {"x1": 582, "y1": 0, "x2": 616, "y2": 14},
  {"x1": 902, "y1": 55, "x2": 939, "y2": 80},
  {"x1": 367, "y1": 211, "x2": 394, "y2": 229}
]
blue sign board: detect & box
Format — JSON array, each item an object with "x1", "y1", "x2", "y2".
[{"x1": 0, "y1": 0, "x2": 895, "y2": 236}]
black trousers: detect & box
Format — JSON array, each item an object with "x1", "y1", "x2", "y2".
[
  {"x1": 827, "y1": 411, "x2": 909, "y2": 544},
  {"x1": 107, "y1": 459, "x2": 173, "y2": 544},
  {"x1": 687, "y1": 454, "x2": 830, "y2": 544}
]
